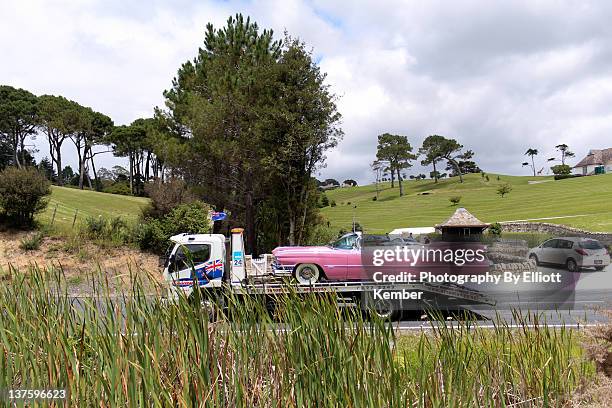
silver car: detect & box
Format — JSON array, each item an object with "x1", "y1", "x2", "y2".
[{"x1": 528, "y1": 237, "x2": 610, "y2": 272}]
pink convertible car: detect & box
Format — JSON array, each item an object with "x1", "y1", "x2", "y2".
[
  {"x1": 272, "y1": 232, "x2": 490, "y2": 284},
  {"x1": 272, "y1": 232, "x2": 367, "y2": 284}
]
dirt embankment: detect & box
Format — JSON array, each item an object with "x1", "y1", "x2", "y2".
[{"x1": 0, "y1": 230, "x2": 163, "y2": 294}]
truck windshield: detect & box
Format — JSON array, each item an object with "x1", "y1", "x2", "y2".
[{"x1": 170, "y1": 243, "x2": 211, "y2": 272}]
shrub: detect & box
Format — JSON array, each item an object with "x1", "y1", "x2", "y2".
[
  {"x1": 103, "y1": 181, "x2": 131, "y2": 196},
  {"x1": 19, "y1": 232, "x2": 43, "y2": 251},
  {"x1": 330, "y1": 200, "x2": 337, "y2": 207},
  {"x1": 319, "y1": 193, "x2": 330, "y2": 208},
  {"x1": 551, "y1": 164, "x2": 571, "y2": 176},
  {"x1": 449, "y1": 196, "x2": 462, "y2": 206},
  {"x1": 489, "y1": 222, "x2": 502, "y2": 236},
  {"x1": 84, "y1": 215, "x2": 107, "y2": 237},
  {"x1": 485, "y1": 175, "x2": 490, "y2": 182},
  {"x1": 136, "y1": 201, "x2": 212, "y2": 253},
  {"x1": 496, "y1": 183, "x2": 512, "y2": 198},
  {"x1": 82, "y1": 215, "x2": 131, "y2": 244},
  {"x1": 0, "y1": 167, "x2": 51, "y2": 227},
  {"x1": 554, "y1": 174, "x2": 582, "y2": 180},
  {"x1": 372, "y1": 196, "x2": 377, "y2": 201},
  {"x1": 143, "y1": 178, "x2": 195, "y2": 219}
]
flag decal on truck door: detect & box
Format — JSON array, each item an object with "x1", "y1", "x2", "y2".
[{"x1": 173, "y1": 258, "x2": 224, "y2": 286}]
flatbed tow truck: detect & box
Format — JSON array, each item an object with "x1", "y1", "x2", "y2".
[{"x1": 162, "y1": 228, "x2": 495, "y2": 319}]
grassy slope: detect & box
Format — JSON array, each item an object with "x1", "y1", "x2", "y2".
[
  {"x1": 38, "y1": 186, "x2": 150, "y2": 232},
  {"x1": 322, "y1": 173, "x2": 612, "y2": 233}
]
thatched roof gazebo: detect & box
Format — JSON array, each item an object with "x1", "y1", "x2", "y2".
[{"x1": 435, "y1": 207, "x2": 490, "y2": 237}]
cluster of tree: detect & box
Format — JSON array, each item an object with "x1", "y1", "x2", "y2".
[
  {"x1": 371, "y1": 133, "x2": 477, "y2": 197},
  {"x1": 522, "y1": 144, "x2": 575, "y2": 176},
  {"x1": 0, "y1": 85, "x2": 175, "y2": 195},
  {"x1": 155, "y1": 15, "x2": 342, "y2": 254}
]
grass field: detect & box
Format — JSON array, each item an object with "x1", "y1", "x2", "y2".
[
  {"x1": 322, "y1": 173, "x2": 612, "y2": 233},
  {"x1": 37, "y1": 186, "x2": 149, "y2": 232}
]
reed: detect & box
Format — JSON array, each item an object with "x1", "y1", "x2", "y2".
[{"x1": 0, "y1": 266, "x2": 594, "y2": 407}]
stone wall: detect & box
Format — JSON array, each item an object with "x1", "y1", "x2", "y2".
[
  {"x1": 500, "y1": 222, "x2": 612, "y2": 246},
  {"x1": 490, "y1": 260, "x2": 536, "y2": 273}
]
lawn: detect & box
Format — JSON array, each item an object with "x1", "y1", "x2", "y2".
[
  {"x1": 322, "y1": 173, "x2": 612, "y2": 233},
  {"x1": 37, "y1": 186, "x2": 150, "y2": 232}
]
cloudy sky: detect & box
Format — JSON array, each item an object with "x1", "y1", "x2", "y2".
[{"x1": 2, "y1": 0, "x2": 612, "y2": 184}]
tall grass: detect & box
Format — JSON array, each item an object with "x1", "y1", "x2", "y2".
[{"x1": 0, "y1": 266, "x2": 594, "y2": 406}]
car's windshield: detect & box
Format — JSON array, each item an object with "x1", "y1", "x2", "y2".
[
  {"x1": 331, "y1": 234, "x2": 359, "y2": 249},
  {"x1": 579, "y1": 240, "x2": 604, "y2": 250}
]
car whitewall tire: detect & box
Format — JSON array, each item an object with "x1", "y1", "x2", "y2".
[{"x1": 294, "y1": 263, "x2": 321, "y2": 285}]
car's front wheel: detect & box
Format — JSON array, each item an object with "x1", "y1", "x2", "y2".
[
  {"x1": 529, "y1": 254, "x2": 539, "y2": 266},
  {"x1": 566, "y1": 258, "x2": 579, "y2": 272},
  {"x1": 294, "y1": 263, "x2": 321, "y2": 285}
]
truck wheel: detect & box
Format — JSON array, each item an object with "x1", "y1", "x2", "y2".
[
  {"x1": 294, "y1": 264, "x2": 320, "y2": 285},
  {"x1": 566, "y1": 258, "x2": 578, "y2": 272},
  {"x1": 595, "y1": 266, "x2": 605, "y2": 271},
  {"x1": 368, "y1": 298, "x2": 399, "y2": 321}
]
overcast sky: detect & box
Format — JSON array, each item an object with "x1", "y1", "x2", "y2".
[{"x1": 2, "y1": 0, "x2": 612, "y2": 184}]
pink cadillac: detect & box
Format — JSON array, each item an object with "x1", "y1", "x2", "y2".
[
  {"x1": 272, "y1": 232, "x2": 366, "y2": 284},
  {"x1": 272, "y1": 232, "x2": 490, "y2": 284}
]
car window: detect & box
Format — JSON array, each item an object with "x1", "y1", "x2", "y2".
[
  {"x1": 579, "y1": 240, "x2": 603, "y2": 250},
  {"x1": 332, "y1": 234, "x2": 359, "y2": 249},
  {"x1": 557, "y1": 240, "x2": 573, "y2": 249},
  {"x1": 542, "y1": 239, "x2": 557, "y2": 248},
  {"x1": 171, "y1": 243, "x2": 211, "y2": 272}
]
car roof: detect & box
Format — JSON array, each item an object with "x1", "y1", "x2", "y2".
[{"x1": 544, "y1": 237, "x2": 601, "y2": 243}]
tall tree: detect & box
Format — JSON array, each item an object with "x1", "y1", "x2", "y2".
[
  {"x1": 0, "y1": 85, "x2": 38, "y2": 168},
  {"x1": 371, "y1": 160, "x2": 385, "y2": 200},
  {"x1": 427, "y1": 135, "x2": 472, "y2": 183},
  {"x1": 108, "y1": 122, "x2": 147, "y2": 195},
  {"x1": 261, "y1": 37, "x2": 342, "y2": 245},
  {"x1": 555, "y1": 144, "x2": 575, "y2": 165},
  {"x1": 524, "y1": 148, "x2": 538, "y2": 177},
  {"x1": 375, "y1": 133, "x2": 417, "y2": 196},
  {"x1": 419, "y1": 135, "x2": 445, "y2": 183},
  {"x1": 37, "y1": 95, "x2": 81, "y2": 184},
  {"x1": 161, "y1": 14, "x2": 282, "y2": 254}
]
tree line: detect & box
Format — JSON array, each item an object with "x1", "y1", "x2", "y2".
[
  {"x1": 371, "y1": 133, "x2": 480, "y2": 197},
  {"x1": 0, "y1": 87, "x2": 173, "y2": 195}
]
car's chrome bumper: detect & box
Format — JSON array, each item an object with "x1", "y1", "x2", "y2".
[{"x1": 272, "y1": 261, "x2": 294, "y2": 276}]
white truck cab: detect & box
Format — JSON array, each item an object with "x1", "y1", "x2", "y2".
[{"x1": 162, "y1": 228, "x2": 246, "y2": 299}]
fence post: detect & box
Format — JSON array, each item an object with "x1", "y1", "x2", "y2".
[
  {"x1": 72, "y1": 209, "x2": 79, "y2": 229},
  {"x1": 50, "y1": 204, "x2": 58, "y2": 226}
]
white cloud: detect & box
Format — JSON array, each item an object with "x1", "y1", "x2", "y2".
[{"x1": 2, "y1": 0, "x2": 612, "y2": 182}]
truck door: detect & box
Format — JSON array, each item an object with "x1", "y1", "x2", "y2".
[{"x1": 168, "y1": 243, "x2": 219, "y2": 288}]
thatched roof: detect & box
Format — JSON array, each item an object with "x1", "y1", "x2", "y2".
[{"x1": 435, "y1": 207, "x2": 490, "y2": 228}]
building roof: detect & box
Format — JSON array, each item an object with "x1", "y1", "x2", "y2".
[
  {"x1": 435, "y1": 207, "x2": 490, "y2": 228},
  {"x1": 574, "y1": 148, "x2": 612, "y2": 168}
]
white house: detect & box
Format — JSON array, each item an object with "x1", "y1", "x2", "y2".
[{"x1": 573, "y1": 148, "x2": 612, "y2": 175}]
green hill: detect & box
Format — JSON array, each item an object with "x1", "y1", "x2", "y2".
[
  {"x1": 322, "y1": 173, "x2": 612, "y2": 233},
  {"x1": 38, "y1": 186, "x2": 150, "y2": 232}
]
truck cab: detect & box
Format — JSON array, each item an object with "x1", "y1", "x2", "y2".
[{"x1": 162, "y1": 228, "x2": 247, "y2": 300}]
